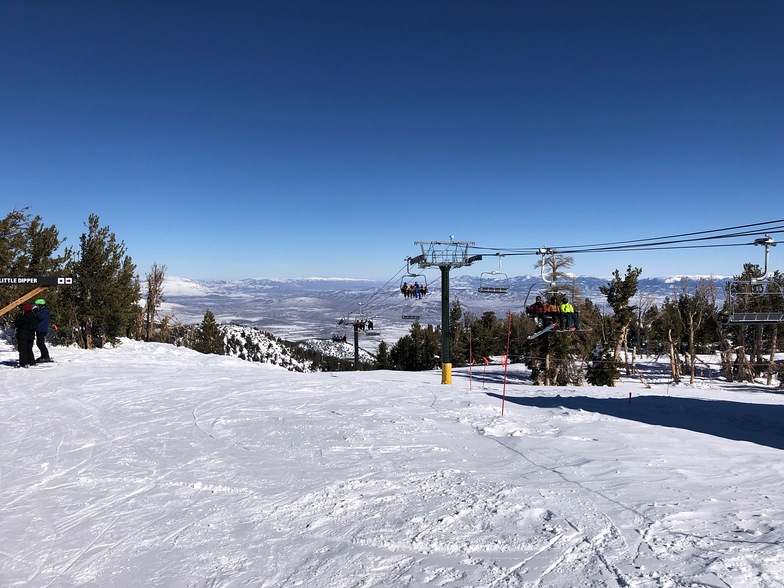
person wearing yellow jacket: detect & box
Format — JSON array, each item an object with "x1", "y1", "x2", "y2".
[{"x1": 560, "y1": 298, "x2": 579, "y2": 331}]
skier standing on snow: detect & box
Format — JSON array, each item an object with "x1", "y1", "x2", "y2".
[
  {"x1": 33, "y1": 298, "x2": 52, "y2": 363},
  {"x1": 13, "y1": 304, "x2": 39, "y2": 368}
]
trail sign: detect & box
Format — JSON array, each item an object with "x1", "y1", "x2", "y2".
[
  {"x1": 0, "y1": 276, "x2": 73, "y2": 286},
  {"x1": 0, "y1": 276, "x2": 74, "y2": 319}
]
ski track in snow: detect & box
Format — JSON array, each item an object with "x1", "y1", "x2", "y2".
[{"x1": 1, "y1": 339, "x2": 784, "y2": 587}]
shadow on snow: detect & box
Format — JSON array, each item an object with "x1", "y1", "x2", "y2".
[{"x1": 486, "y1": 392, "x2": 784, "y2": 451}]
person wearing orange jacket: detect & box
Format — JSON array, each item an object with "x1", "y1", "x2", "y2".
[{"x1": 547, "y1": 296, "x2": 562, "y2": 329}]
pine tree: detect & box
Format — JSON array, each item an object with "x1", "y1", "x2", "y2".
[
  {"x1": 449, "y1": 299, "x2": 469, "y2": 367},
  {"x1": 62, "y1": 214, "x2": 140, "y2": 348},
  {"x1": 375, "y1": 340, "x2": 390, "y2": 369},
  {"x1": 144, "y1": 262, "x2": 167, "y2": 341},
  {"x1": 191, "y1": 309, "x2": 225, "y2": 355},
  {"x1": 471, "y1": 311, "x2": 506, "y2": 358},
  {"x1": 586, "y1": 346, "x2": 620, "y2": 386},
  {"x1": 389, "y1": 322, "x2": 440, "y2": 371},
  {"x1": 507, "y1": 311, "x2": 531, "y2": 360},
  {"x1": 600, "y1": 265, "x2": 642, "y2": 370}
]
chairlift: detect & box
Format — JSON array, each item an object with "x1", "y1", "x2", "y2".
[
  {"x1": 724, "y1": 235, "x2": 784, "y2": 325},
  {"x1": 401, "y1": 298, "x2": 422, "y2": 321},
  {"x1": 363, "y1": 316, "x2": 378, "y2": 334},
  {"x1": 521, "y1": 247, "x2": 573, "y2": 328},
  {"x1": 330, "y1": 328, "x2": 348, "y2": 343},
  {"x1": 400, "y1": 258, "x2": 428, "y2": 299},
  {"x1": 401, "y1": 304, "x2": 421, "y2": 320},
  {"x1": 478, "y1": 254, "x2": 510, "y2": 294},
  {"x1": 338, "y1": 305, "x2": 366, "y2": 328},
  {"x1": 725, "y1": 281, "x2": 784, "y2": 324}
]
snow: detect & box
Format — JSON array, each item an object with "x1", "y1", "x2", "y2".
[
  {"x1": 2, "y1": 338, "x2": 784, "y2": 587},
  {"x1": 162, "y1": 277, "x2": 216, "y2": 297}
]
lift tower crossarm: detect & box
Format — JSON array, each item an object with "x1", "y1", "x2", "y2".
[{"x1": 413, "y1": 241, "x2": 481, "y2": 269}]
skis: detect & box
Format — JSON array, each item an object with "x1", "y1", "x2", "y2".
[
  {"x1": 528, "y1": 325, "x2": 593, "y2": 339},
  {"x1": 527, "y1": 324, "x2": 557, "y2": 339},
  {"x1": 556, "y1": 327, "x2": 593, "y2": 333}
]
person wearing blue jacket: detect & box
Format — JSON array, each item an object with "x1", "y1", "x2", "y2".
[{"x1": 33, "y1": 298, "x2": 52, "y2": 362}]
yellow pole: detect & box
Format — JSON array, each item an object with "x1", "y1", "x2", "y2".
[{"x1": 441, "y1": 362, "x2": 452, "y2": 384}]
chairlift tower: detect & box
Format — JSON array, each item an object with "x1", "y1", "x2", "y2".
[
  {"x1": 409, "y1": 241, "x2": 482, "y2": 384},
  {"x1": 338, "y1": 303, "x2": 370, "y2": 370}
]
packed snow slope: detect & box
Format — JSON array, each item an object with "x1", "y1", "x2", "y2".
[{"x1": 1, "y1": 339, "x2": 783, "y2": 587}]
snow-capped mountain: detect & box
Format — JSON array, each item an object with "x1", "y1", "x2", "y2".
[{"x1": 162, "y1": 274, "x2": 730, "y2": 351}]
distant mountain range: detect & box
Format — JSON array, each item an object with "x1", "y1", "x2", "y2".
[{"x1": 162, "y1": 274, "x2": 731, "y2": 348}]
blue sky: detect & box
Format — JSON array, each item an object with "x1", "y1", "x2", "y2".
[{"x1": 2, "y1": 1, "x2": 782, "y2": 281}]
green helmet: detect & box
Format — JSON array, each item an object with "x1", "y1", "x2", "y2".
[{"x1": 34, "y1": 299, "x2": 46, "y2": 305}]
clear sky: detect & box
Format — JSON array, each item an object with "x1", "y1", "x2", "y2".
[{"x1": 2, "y1": 1, "x2": 782, "y2": 280}]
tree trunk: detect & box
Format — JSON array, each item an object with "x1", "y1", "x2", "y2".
[
  {"x1": 82, "y1": 320, "x2": 93, "y2": 350},
  {"x1": 767, "y1": 328, "x2": 778, "y2": 386},
  {"x1": 722, "y1": 346, "x2": 734, "y2": 382},
  {"x1": 545, "y1": 353, "x2": 552, "y2": 386},
  {"x1": 754, "y1": 325, "x2": 764, "y2": 378},
  {"x1": 735, "y1": 346, "x2": 753, "y2": 383},
  {"x1": 615, "y1": 322, "x2": 631, "y2": 374},
  {"x1": 688, "y1": 315, "x2": 696, "y2": 384},
  {"x1": 667, "y1": 329, "x2": 681, "y2": 383}
]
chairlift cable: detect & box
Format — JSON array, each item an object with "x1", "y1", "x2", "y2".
[
  {"x1": 465, "y1": 220, "x2": 784, "y2": 258},
  {"x1": 549, "y1": 219, "x2": 784, "y2": 251}
]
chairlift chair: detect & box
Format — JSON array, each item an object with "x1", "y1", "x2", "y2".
[
  {"x1": 477, "y1": 254, "x2": 510, "y2": 294},
  {"x1": 399, "y1": 277, "x2": 428, "y2": 298},
  {"x1": 400, "y1": 258, "x2": 428, "y2": 298},
  {"x1": 724, "y1": 235, "x2": 784, "y2": 325},
  {"x1": 724, "y1": 280, "x2": 784, "y2": 324},
  {"x1": 401, "y1": 299, "x2": 422, "y2": 320}
]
